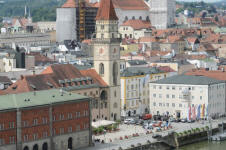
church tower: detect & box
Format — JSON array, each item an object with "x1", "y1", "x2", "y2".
[{"x1": 93, "y1": 0, "x2": 121, "y2": 120}]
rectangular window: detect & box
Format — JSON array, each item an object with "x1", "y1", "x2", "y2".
[
  {"x1": 60, "y1": 128, "x2": 64, "y2": 134},
  {"x1": 192, "y1": 96, "x2": 194, "y2": 99},
  {"x1": 43, "y1": 131, "x2": 48, "y2": 138},
  {"x1": 9, "y1": 122, "x2": 15, "y2": 129},
  {"x1": 24, "y1": 135, "x2": 28, "y2": 142},
  {"x1": 153, "y1": 85, "x2": 156, "y2": 89},
  {"x1": 159, "y1": 94, "x2": 162, "y2": 98},
  {"x1": 23, "y1": 121, "x2": 28, "y2": 127},
  {"x1": 0, "y1": 124, "x2": 4, "y2": 130},
  {"x1": 101, "y1": 25, "x2": 104, "y2": 30},
  {"x1": 59, "y1": 114, "x2": 64, "y2": 120},
  {"x1": 42, "y1": 117, "x2": 48, "y2": 124},
  {"x1": 9, "y1": 136, "x2": 15, "y2": 144},
  {"x1": 179, "y1": 104, "x2": 182, "y2": 107},
  {"x1": 153, "y1": 94, "x2": 156, "y2": 98},
  {"x1": 0, "y1": 138, "x2": 5, "y2": 145},
  {"x1": 153, "y1": 102, "x2": 156, "y2": 106},
  {"x1": 33, "y1": 118, "x2": 38, "y2": 126},
  {"x1": 33, "y1": 133, "x2": 38, "y2": 140},
  {"x1": 68, "y1": 113, "x2": 73, "y2": 119},
  {"x1": 166, "y1": 86, "x2": 169, "y2": 90},
  {"x1": 159, "y1": 86, "x2": 162, "y2": 89},
  {"x1": 166, "y1": 103, "x2": 169, "y2": 107},
  {"x1": 68, "y1": 126, "x2": 72, "y2": 133},
  {"x1": 53, "y1": 115, "x2": 56, "y2": 121},
  {"x1": 172, "y1": 95, "x2": 175, "y2": 98},
  {"x1": 172, "y1": 86, "x2": 175, "y2": 90},
  {"x1": 159, "y1": 103, "x2": 162, "y2": 106},
  {"x1": 200, "y1": 96, "x2": 202, "y2": 100},
  {"x1": 172, "y1": 103, "x2": 175, "y2": 107},
  {"x1": 166, "y1": 94, "x2": 169, "y2": 98}
]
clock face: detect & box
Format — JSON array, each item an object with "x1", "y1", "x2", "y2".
[{"x1": 99, "y1": 48, "x2": 104, "y2": 54}]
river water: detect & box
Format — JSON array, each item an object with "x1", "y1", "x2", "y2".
[{"x1": 178, "y1": 140, "x2": 226, "y2": 150}]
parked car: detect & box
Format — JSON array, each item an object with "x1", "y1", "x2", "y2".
[
  {"x1": 181, "y1": 118, "x2": 187, "y2": 123},
  {"x1": 142, "y1": 114, "x2": 152, "y2": 120},
  {"x1": 124, "y1": 118, "x2": 134, "y2": 124},
  {"x1": 187, "y1": 119, "x2": 195, "y2": 123},
  {"x1": 136, "y1": 119, "x2": 144, "y2": 125}
]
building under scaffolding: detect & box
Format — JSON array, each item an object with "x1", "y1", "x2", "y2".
[{"x1": 56, "y1": 0, "x2": 98, "y2": 43}]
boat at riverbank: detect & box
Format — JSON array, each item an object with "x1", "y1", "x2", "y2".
[{"x1": 211, "y1": 133, "x2": 226, "y2": 141}]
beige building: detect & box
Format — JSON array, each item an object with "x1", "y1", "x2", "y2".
[
  {"x1": 149, "y1": 75, "x2": 226, "y2": 119},
  {"x1": 119, "y1": 19, "x2": 152, "y2": 39},
  {"x1": 92, "y1": 0, "x2": 121, "y2": 121},
  {"x1": 36, "y1": 21, "x2": 56, "y2": 33},
  {"x1": 121, "y1": 66, "x2": 177, "y2": 117}
]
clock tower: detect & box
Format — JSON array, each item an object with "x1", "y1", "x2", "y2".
[{"x1": 93, "y1": 0, "x2": 121, "y2": 120}]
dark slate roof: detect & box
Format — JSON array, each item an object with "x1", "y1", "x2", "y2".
[
  {"x1": 127, "y1": 60, "x2": 148, "y2": 66},
  {"x1": 121, "y1": 67, "x2": 164, "y2": 77},
  {"x1": 153, "y1": 75, "x2": 225, "y2": 85}
]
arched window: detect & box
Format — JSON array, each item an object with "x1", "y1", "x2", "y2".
[
  {"x1": 42, "y1": 143, "x2": 48, "y2": 150},
  {"x1": 68, "y1": 137, "x2": 73, "y2": 149},
  {"x1": 100, "y1": 90, "x2": 107, "y2": 101},
  {"x1": 139, "y1": 16, "x2": 142, "y2": 20},
  {"x1": 132, "y1": 16, "x2": 135, "y2": 20},
  {"x1": 99, "y1": 63, "x2": 104, "y2": 75},
  {"x1": 24, "y1": 146, "x2": 29, "y2": 150},
  {"x1": 33, "y1": 144, "x2": 38, "y2": 150},
  {"x1": 146, "y1": 16, "x2": 150, "y2": 21},
  {"x1": 113, "y1": 62, "x2": 118, "y2": 86}
]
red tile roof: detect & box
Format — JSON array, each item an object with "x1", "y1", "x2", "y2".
[
  {"x1": 96, "y1": 0, "x2": 118, "y2": 20},
  {"x1": 185, "y1": 69, "x2": 226, "y2": 81},
  {"x1": 113, "y1": 0, "x2": 149, "y2": 10},
  {"x1": 62, "y1": 0, "x2": 76, "y2": 8},
  {"x1": 121, "y1": 19, "x2": 151, "y2": 30},
  {"x1": 139, "y1": 37, "x2": 158, "y2": 43},
  {"x1": 158, "y1": 66, "x2": 176, "y2": 73},
  {"x1": 80, "y1": 69, "x2": 108, "y2": 87},
  {"x1": 0, "y1": 64, "x2": 107, "y2": 95}
]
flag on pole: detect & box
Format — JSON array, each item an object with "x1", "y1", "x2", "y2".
[
  {"x1": 197, "y1": 105, "x2": 201, "y2": 120},
  {"x1": 192, "y1": 106, "x2": 196, "y2": 120}
]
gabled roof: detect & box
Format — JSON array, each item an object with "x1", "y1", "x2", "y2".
[
  {"x1": 96, "y1": 0, "x2": 118, "y2": 20},
  {"x1": 153, "y1": 75, "x2": 224, "y2": 85},
  {"x1": 121, "y1": 19, "x2": 151, "y2": 30},
  {"x1": 0, "y1": 64, "x2": 107, "y2": 95},
  {"x1": 113, "y1": 0, "x2": 149, "y2": 10}
]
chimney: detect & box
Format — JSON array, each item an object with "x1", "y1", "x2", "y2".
[
  {"x1": 32, "y1": 70, "x2": 35, "y2": 75},
  {"x1": 20, "y1": 75, "x2": 24, "y2": 80},
  {"x1": 222, "y1": 67, "x2": 225, "y2": 72}
]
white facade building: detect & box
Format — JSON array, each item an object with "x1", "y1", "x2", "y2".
[
  {"x1": 121, "y1": 67, "x2": 177, "y2": 117},
  {"x1": 149, "y1": 0, "x2": 175, "y2": 29},
  {"x1": 149, "y1": 75, "x2": 226, "y2": 120}
]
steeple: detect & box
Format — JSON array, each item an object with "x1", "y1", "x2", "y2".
[{"x1": 96, "y1": 0, "x2": 118, "y2": 21}]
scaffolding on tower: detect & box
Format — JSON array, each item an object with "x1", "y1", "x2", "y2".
[{"x1": 78, "y1": 0, "x2": 86, "y2": 41}]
